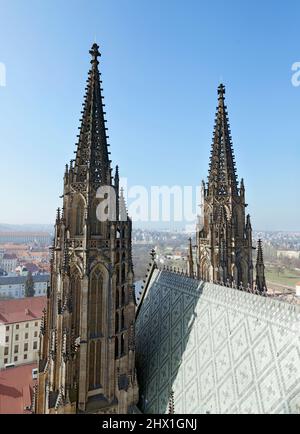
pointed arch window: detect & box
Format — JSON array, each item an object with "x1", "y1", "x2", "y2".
[
  {"x1": 88, "y1": 268, "x2": 103, "y2": 337},
  {"x1": 121, "y1": 334, "x2": 125, "y2": 356},
  {"x1": 121, "y1": 309, "x2": 125, "y2": 330},
  {"x1": 91, "y1": 200, "x2": 102, "y2": 236},
  {"x1": 70, "y1": 271, "x2": 81, "y2": 337},
  {"x1": 115, "y1": 336, "x2": 119, "y2": 359},
  {"x1": 116, "y1": 266, "x2": 120, "y2": 286},
  {"x1": 88, "y1": 340, "x2": 102, "y2": 390},
  {"x1": 121, "y1": 263, "x2": 126, "y2": 283},
  {"x1": 75, "y1": 198, "x2": 85, "y2": 235},
  {"x1": 95, "y1": 341, "x2": 101, "y2": 387},
  {"x1": 88, "y1": 341, "x2": 95, "y2": 390},
  {"x1": 115, "y1": 311, "x2": 119, "y2": 333},
  {"x1": 121, "y1": 286, "x2": 126, "y2": 306},
  {"x1": 115, "y1": 288, "x2": 119, "y2": 309}
]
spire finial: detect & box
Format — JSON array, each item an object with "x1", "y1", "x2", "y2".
[
  {"x1": 89, "y1": 43, "x2": 101, "y2": 66},
  {"x1": 218, "y1": 83, "x2": 225, "y2": 99},
  {"x1": 208, "y1": 83, "x2": 238, "y2": 196},
  {"x1": 73, "y1": 43, "x2": 111, "y2": 185}
]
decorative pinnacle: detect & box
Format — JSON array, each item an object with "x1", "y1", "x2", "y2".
[
  {"x1": 150, "y1": 249, "x2": 156, "y2": 261},
  {"x1": 168, "y1": 390, "x2": 175, "y2": 414},
  {"x1": 218, "y1": 83, "x2": 225, "y2": 99},
  {"x1": 257, "y1": 239, "x2": 264, "y2": 263},
  {"x1": 89, "y1": 43, "x2": 101, "y2": 66}
]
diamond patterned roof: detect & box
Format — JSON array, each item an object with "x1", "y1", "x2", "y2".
[{"x1": 135, "y1": 270, "x2": 300, "y2": 414}]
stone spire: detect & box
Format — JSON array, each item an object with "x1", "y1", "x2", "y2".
[
  {"x1": 119, "y1": 187, "x2": 128, "y2": 221},
  {"x1": 256, "y1": 239, "x2": 267, "y2": 293},
  {"x1": 36, "y1": 44, "x2": 139, "y2": 415},
  {"x1": 208, "y1": 84, "x2": 238, "y2": 196},
  {"x1": 196, "y1": 84, "x2": 253, "y2": 287},
  {"x1": 73, "y1": 43, "x2": 111, "y2": 185},
  {"x1": 114, "y1": 165, "x2": 119, "y2": 220},
  {"x1": 187, "y1": 237, "x2": 194, "y2": 277}
]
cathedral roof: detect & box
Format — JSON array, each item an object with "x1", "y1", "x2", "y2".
[{"x1": 135, "y1": 269, "x2": 300, "y2": 414}]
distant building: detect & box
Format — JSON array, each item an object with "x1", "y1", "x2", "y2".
[
  {"x1": 0, "y1": 269, "x2": 7, "y2": 277},
  {"x1": 0, "y1": 253, "x2": 18, "y2": 273},
  {"x1": 16, "y1": 263, "x2": 40, "y2": 276},
  {"x1": 277, "y1": 250, "x2": 300, "y2": 260},
  {"x1": 0, "y1": 232, "x2": 52, "y2": 245},
  {"x1": 0, "y1": 297, "x2": 46, "y2": 369},
  {"x1": 296, "y1": 282, "x2": 300, "y2": 297},
  {"x1": 0, "y1": 274, "x2": 50, "y2": 299},
  {"x1": 15, "y1": 265, "x2": 29, "y2": 276},
  {"x1": 0, "y1": 363, "x2": 37, "y2": 413}
]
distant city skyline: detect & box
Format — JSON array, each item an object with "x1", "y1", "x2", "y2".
[{"x1": 0, "y1": 0, "x2": 299, "y2": 230}]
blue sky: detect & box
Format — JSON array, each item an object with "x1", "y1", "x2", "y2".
[{"x1": 0, "y1": 0, "x2": 299, "y2": 230}]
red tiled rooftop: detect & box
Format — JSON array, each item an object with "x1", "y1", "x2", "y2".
[
  {"x1": 0, "y1": 296, "x2": 46, "y2": 324},
  {"x1": 0, "y1": 363, "x2": 37, "y2": 414}
]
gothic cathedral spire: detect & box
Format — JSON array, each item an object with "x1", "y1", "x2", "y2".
[
  {"x1": 36, "y1": 44, "x2": 139, "y2": 414},
  {"x1": 196, "y1": 84, "x2": 253, "y2": 287},
  {"x1": 208, "y1": 84, "x2": 238, "y2": 197},
  {"x1": 255, "y1": 239, "x2": 267, "y2": 293},
  {"x1": 187, "y1": 237, "x2": 194, "y2": 278},
  {"x1": 73, "y1": 43, "x2": 111, "y2": 186}
]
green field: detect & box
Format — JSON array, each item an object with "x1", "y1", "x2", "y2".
[{"x1": 265, "y1": 267, "x2": 300, "y2": 288}]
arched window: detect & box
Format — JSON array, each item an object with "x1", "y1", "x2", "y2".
[
  {"x1": 121, "y1": 334, "x2": 125, "y2": 356},
  {"x1": 75, "y1": 197, "x2": 85, "y2": 236},
  {"x1": 88, "y1": 340, "x2": 102, "y2": 390},
  {"x1": 116, "y1": 266, "x2": 119, "y2": 286},
  {"x1": 88, "y1": 341, "x2": 95, "y2": 390},
  {"x1": 88, "y1": 268, "x2": 103, "y2": 337},
  {"x1": 121, "y1": 263, "x2": 126, "y2": 283},
  {"x1": 115, "y1": 311, "x2": 119, "y2": 333},
  {"x1": 115, "y1": 336, "x2": 119, "y2": 359},
  {"x1": 95, "y1": 341, "x2": 101, "y2": 388},
  {"x1": 121, "y1": 310, "x2": 125, "y2": 330},
  {"x1": 70, "y1": 270, "x2": 81, "y2": 337},
  {"x1": 121, "y1": 286, "x2": 125, "y2": 306},
  {"x1": 91, "y1": 201, "x2": 102, "y2": 236},
  {"x1": 115, "y1": 288, "x2": 119, "y2": 308}
]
